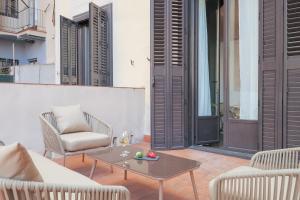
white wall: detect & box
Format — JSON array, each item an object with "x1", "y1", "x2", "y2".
[
  {"x1": 0, "y1": 39, "x2": 27, "y2": 64},
  {"x1": 41, "y1": 0, "x2": 56, "y2": 64},
  {"x1": 0, "y1": 84, "x2": 145, "y2": 153},
  {"x1": 55, "y1": 0, "x2": 151, "y2": 135},
  {"x1": 13, "y1": 64, "x2": 55, "y2": 84},
  {"x1": 24, "y1": 40, "x2": 47, "y2": 64}
]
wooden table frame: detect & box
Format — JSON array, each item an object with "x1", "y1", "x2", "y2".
[{"x1": 89, "y1": 159, "x2": 199, "y2": 200}]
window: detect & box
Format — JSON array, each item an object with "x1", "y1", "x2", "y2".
[
  {"x1": 60, "y1": 3, "x2": 113, "y2": 86},
  {"x1": 228, "y1": 0, "x2": 259, "y2": 120},
  {"x1": 0, "y1": 58, "x2": 19, "y2": 67},
  {"x1": 0, "y1": 0, "x2": 18, "y2": 18}
]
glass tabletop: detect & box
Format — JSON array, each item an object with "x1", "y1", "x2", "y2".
[
  {"x1": 88, "y1": 146, "x2": 201, "y2": 180},
  {"x1": 88, "y1": 146, "x2": 143, "y2": 164}
]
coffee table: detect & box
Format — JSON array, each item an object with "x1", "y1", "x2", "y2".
[{"x1": 87, "y1": 146, "x2": 201, "y2": 200}]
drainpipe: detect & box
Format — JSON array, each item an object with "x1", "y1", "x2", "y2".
[
  {"x1": 12, "y1": 42, "x2": 15, "y2": 82},
  {"x1": 12, "y1": 42, "x2": 15, "y2": 65}
]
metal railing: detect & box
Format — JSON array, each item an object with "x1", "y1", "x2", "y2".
[{"x1": 0, "y1": 7, "x2": 45, "y2": 33}]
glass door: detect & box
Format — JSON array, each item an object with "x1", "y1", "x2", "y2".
[
  {"x1": 195, "y1": 0, "x2": 221, "y2": 145},
  {"x1": 223, "y1": 0, "x2": 259, "y2": 153}
]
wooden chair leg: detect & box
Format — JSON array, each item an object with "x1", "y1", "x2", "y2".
[
  {"x1": 63, "y1": 156, "x2": 66, "y2": 167},
  {"x1": 82, "y1": 153, "x2": 85, "y2": 162}
]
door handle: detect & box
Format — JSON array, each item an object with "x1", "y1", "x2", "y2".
[{"x1": 152, "y1": 77, "x2": 155, "y2": 87}]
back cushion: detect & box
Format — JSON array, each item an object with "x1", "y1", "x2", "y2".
[
  {"x1": 52, "y1": 105, "x2": 92, "y2": 134},
  {"x1": 0, "y1": 143, "x2": 43, "y2": 199},
  {"x1": 0, "y1": 143, "x2": 43, "y2": 182}
]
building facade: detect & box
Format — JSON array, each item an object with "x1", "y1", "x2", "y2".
[
  {"x1": 0, "y1": 0, "x2": 55, "y2": 70},
  {"x1": 2, "y1": 0, "x2": 296, "y2": 154},
  {"x1": 151, "y1": 0, "x2": 300, "y2": 154}
]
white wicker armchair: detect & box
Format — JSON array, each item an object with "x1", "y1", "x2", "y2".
[
  {"x1": 0, "y1": 179, "x2": 130, "y2": 200},
  {"x1": 210, "y1": 147, "x2": 300, "y2": 200},
  {"x1": 40, "y1": 112, "x2": 113, "y2": 166},
  {"x1": 0, "y1": 141, "x2": 130, "y2": 200}
]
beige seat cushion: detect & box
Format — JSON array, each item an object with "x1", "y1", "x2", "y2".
[
  {"x1": 0, "y1": 143, "x2": 43, "y2": 182},
  {"x1": 29, "y1": 150, "x2": 98, "y2": 186},
  {"x1": 60, "y1": 132, "x2": 111, "y2": 152},
  {"x1": 52, "y1": 105, "x2": 91, "y2": 134}
]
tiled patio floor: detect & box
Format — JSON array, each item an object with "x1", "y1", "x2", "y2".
[{"x1": 55, "y1": 142, "x2": 249, "y2": 200}]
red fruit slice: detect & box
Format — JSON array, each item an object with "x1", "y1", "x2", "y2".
[{"x1": 147, "y1": 152, "x2": 157, "y2": 158}]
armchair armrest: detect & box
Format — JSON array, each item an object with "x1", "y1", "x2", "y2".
[
  {"x1": 250, "y1": 147, "x2": 300, "y2": 170},
  {"x1": 39, "y1": 114, "x2": 65, "y2": 155},
  {"x1": 84, "y1": 112, "x2": 113, "y2": 139},
  {"x1": 210, "y1": 169, "x2": 300, "y2": 200},
  {"x1": 0, "y1": 179, "x2": 130, "y2": 200}
]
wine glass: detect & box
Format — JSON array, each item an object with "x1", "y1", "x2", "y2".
[{"x1": 119, "y1": 131, "x2": 130, "y2": 166}]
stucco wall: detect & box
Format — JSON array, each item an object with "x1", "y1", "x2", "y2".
[
  {"x1": 55, "y1": 0, "x2": 151, "y2": 135},
  {"x1": 0, "y1": 84, "x2": 145, "y2": 153},
  {"x1": 13, "y1": 64, "x2": 55, "y2": 84}
]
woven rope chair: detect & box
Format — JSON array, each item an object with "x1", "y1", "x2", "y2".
[
  {"x1": 0, "y1": 178, "x2": 130, "y2": 200},
  {"x1": 210, "y1": 147, "x2": 300, "y2": 200},
  {"x1": 40, "y1": 112, "x2": 113, "y2": 166}
]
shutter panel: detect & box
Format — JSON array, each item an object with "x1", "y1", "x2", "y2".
[
  {"x1": 169, "y1": 0, "x2": 186, "y2": 148},
  {"x1": 151, "y1": 0, "x2": 168, "y2": 149},
  {"x1": 151, "y1": 0, "x2": 186, "y2": 149},
  {"x1": 60, "y1": 16, "x2": 70, "y2": 84},
  {"x1": 284, "y1": 0, "x2": 300, "y2": 147},
  {"x1": 99, "y1": 9, "x2": 109, "y2": 85},
  {"x1": 69, "y1": 22, "x2": 78, "y2": 85},
  {"x1": 259, "y1": 0, "x2": 283, "y2": 150},
  {"x1": 60, "y1": 16, "x2": 78, "y2": 85},
  {"x1": 90, "y1": 3, "x2": 111, "y2": 86}
]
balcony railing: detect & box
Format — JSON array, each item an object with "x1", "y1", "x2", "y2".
[{"x1": 0, "y1": 7, "x2": 45, "y2": 33}]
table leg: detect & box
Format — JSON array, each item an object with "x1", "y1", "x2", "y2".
[
  {"x1": 190, "y1": 171, "x2": 199, "y2": 200},
  {"x1": 124, "y1": 169, "x2": 127, "y2": 180},
  {"x1": 159, "y1": 180, "x2": 163, "y2": 200},
  {"x1": 89, "y1": 160, "x2": 97, "y2": 179}
]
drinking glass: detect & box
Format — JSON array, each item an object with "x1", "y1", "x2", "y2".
[{"x1": 119, "y1": 131, "x2": 130, "y2": 166}]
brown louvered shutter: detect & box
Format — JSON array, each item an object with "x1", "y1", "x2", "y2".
[
  {"x1": 69, "y1": 22, "x2": 78, "y2": 85},
  {"x1": 151, "y1": 0, "x2": 168, "y2": 149},
  {"x1": 169, "y1": 0, "x2": 186, "y2": 148},
  {"x1": 151, "y1": 0, "x2": 186, "y2": 149},
  {"x1": 283, "y1": 0, "x2": 300, "y2": 147},
  {"x1": 90, "y1": 3, "x2": 111, "y2": 86},
  {"x1": 259, "y1": 0, "x2": 283, "y2": 150},
  {"x1": 60, "y1": 16, "x2": 78, "y2": 85}
]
